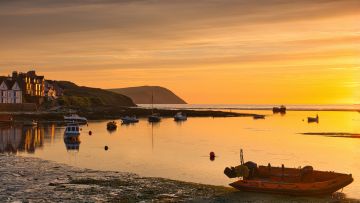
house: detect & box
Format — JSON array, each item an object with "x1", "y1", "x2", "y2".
[
  {"x1": 12, "y1": 71, "x2": 45, "y2": 98},
  {"x1": 0, "y1": 78, "x2": 23, "y2": 104},
  {"x1": 9, "y1": 70, "x2": 45, "y2": 104},
  {"x1": 45, "y1": 80, "x2": 64, "y2": 100}
]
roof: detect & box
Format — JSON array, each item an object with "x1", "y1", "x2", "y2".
[{"x1": 0, "y1": 78, "x2": 22, "y2": 90}]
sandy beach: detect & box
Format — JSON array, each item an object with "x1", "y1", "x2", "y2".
[{"x1": 1, "y1": 154, "x2": 357, "y2": 203}]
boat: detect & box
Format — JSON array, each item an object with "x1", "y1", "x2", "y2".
[
  {"x1": 174, "y1": 112, "x2": 187, "y2": 121},
  {"x1": 224, "y1": 150, "x2": 353, "y2": 196},
  {"x1": 64, "y1": 136, "x2": 81, "y2": 151},
  {"x1": 64, "y1": 123, "x2": 80, "y2": 138},
  {"x1": 253, "y1": 115, "x2": 265, "y2": 119},
  {"x1": 148, "y1": 113, "x2": 161, "y2": 123},
  {"x1": 148, "y1": 90, "x2": 161, "y2": 123},
  {"x1": 273, "y1": 105, "x2": 286, "y2": 114},
  {"x1": 308, "y1": 115, "x2": 319, "y2": 123},
  {"x1": 121, "y1": 116, "x2": 139, "y2": 124},
  {"x1": 107, "y1": 121, "x2": 117, "y2": 130},
  {"x1": 64, "y1": 114, "x2": 87, "y2": 124}
]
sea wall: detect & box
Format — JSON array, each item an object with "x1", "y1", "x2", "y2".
[{"x1": 0, "y1": 103, "x2": 37, "y2": 112}]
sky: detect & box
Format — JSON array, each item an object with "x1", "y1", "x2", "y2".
[{"x1": 0, "y1": 0, "x2": 359, "y2": 104}]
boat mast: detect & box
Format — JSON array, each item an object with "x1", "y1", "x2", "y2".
[
  {"x1": 151, "y1": 89, "x2": 154, "y2": 114},
  {"x1": 240, "y1": 149, "x2": 244, "y2": 165}
]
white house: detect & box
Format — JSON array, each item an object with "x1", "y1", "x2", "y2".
[{"x1": 0, "y1": 80, "x2": 23, "y2": 104}]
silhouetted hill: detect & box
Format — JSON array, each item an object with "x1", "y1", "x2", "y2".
[
  {"x1": 55, "y1": 81, "x2": 136, "y2": 108},
  {"x1": 109, "y1": 86, "x2": 187, "y2": 104}
]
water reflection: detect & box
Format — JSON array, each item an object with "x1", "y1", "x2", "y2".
[
  {"x1": 0, "y1": 125, "x2": 44, "y2": 154},
  {"x1": 64, "y1": 137, "x2": 81, "y2": 151}
]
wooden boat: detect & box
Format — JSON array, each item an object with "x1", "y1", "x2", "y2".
[
  {"x1": 224, "y1": 150, "x2": 353, "y2": 196},
  {"x1": 273, "y1": 105, "x2": 286, "y2": 114},
  {"x1": 107, "y1": 121, "x2": 117, "y2": 130}
]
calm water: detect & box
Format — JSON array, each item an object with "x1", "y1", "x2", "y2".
[{"x1": 1, "y1": 110, "x2": 360, "y2": 199}]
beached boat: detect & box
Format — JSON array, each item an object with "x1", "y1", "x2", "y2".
[
  {"x1": 273, "y1": 105, "x2": 286, "y2": 114},
  {"x1": 174, "y1": 112, "x2": 187, "y2": 121},
  {"x1": 253, "y1": 115, "x2": 265, "y2": 119},
  {"x1": 224, "y1": 151, "x2": 353, "y2": 196},
  {"x1": 64, "y1": 114, "x2": 87, "y2": 124},
  {"x1": 64, "y1": 123, "x2": 80, "y2": 138},
  {"x1": 107, "y1": 121, "x2": 117, "y2": 130},
  {"x1": 121, "y1": 116, "x2": 139, "y2": 124},
  {"x1": 148, "y1": 113, "x2": 161, "y2": 123},
  {"x1": 307, "y1": 115, "x2": 319, "y2": 123}
]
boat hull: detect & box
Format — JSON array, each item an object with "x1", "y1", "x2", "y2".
[
  {"x1": 148, "y1": 116, "x2": 161, "y2": 122},
  {"x1": 230, "y1": 175, "x2": 353, "y2": 196}
]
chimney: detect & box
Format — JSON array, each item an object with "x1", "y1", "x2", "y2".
[{"x1": 12, "y1": 71, "x2": 18, "y2": 79}]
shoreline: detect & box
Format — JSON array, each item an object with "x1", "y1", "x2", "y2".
[{"x1": 1, "y1": 154, "x2": 357, "y2": 202}]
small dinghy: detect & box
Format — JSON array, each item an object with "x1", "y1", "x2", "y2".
[
  {"x1": 308, "y1": 114, "x2": 319, "y2": 123},
  {"x1": 225, "y1": 150, "x2": 353, "y2": 196},
  {"x1": 107, "y1": 121, "x2": 117, "y2": 131}
]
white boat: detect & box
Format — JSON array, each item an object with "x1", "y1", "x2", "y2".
[
  {"x1": 121, "y1": 116, "x2": 139, "y2": 124},
  {"x1": 174, "y1": 112, "x2": 187, "y2": 121},
  {"x1": 64, "y1": 123, "x2": 81, "y2": 138},
  {"x1": 64, "y1": 114, "x2": 87, "y2": 124}
]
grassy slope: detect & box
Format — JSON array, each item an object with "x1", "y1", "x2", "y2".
[{"x1": 55, "y1": 81, "x2": 136, "y2": 109}]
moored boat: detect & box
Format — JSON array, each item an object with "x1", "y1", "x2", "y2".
[
  {"x1": 64, "y1": 114, "x2": 87, "y2": 124},
  {"x1": 273, "y1": 105, "x2": 286, "y2": 114},
  {"x1": 174, "y1": 112, "x2": 187, "y2": 121},
  {"x1": 148, "y1": 113, "x2": 161, "y2": 123},
  {"x1": 121, "y1": 116, "x2": 139, "y2": 124},
  {"x1": 107, "y1": 121, "x2": 117, "y2": 130},
  {"x1": 224, "y1": 150, "x2": 353, "y2": 196},
  {"x1": 64, "y1": 123, "x2": 80, "y2": 138},
  {"x1": 307, "y1": 114, "x2": 319, "y2": 123}
]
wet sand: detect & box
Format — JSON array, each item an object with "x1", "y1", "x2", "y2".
[{"x1": 1, "y1": 154, "x2": 357, "y2": 202}]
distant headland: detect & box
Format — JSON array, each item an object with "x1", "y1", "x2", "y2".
[{"x1": 109, "y1": 86, "x2": 187, "y2": 104}]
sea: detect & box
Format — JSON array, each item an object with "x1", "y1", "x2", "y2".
[{"x1": 1, "y1": 104, "x2": 359, "y2": 199}]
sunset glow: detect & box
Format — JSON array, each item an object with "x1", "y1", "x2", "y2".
[{"x1": 0, "y1": 0, "x2": 359, "y2": 104}]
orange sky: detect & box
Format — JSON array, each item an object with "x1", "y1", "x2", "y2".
[{"x1": 0, "y1": 0, "x2": 359, "y2": 104}]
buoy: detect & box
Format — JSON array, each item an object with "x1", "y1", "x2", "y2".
[
  {"x1": 89, "y1": 131, "x2": 92, "y2": 135},
  {"x1": 210, "y1": 151, "x2": 215, "y2": 161},
  {"x1": 104, "y1": 146, "x2": 108, "y2": 151}
]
